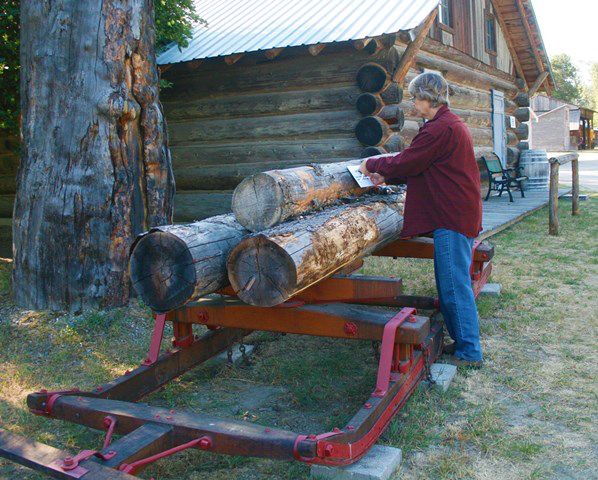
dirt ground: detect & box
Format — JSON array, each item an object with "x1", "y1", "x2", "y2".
[{"x1": 0, "y1": 194, "x2": 596, "y2": 480}]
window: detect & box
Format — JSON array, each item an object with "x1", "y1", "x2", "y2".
[
  {"x1": 438, "y1": 0, "x2": 453, "y2": 28},
  {"x1": 485, "y1": 14, "x2": 497, "y2": 53}
]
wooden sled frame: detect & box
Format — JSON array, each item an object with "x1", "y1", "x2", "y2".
[{"x1": 0, "y1": 237, "x2": 494, "y2": 479}]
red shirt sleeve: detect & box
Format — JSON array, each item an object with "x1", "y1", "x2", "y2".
[{"x1": 366, "y1": 129, "x2": 441, "y2": 178}]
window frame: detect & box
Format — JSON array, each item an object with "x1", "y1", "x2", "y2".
[
  {"x1": 484, "y1": 11, "x2": 498, "y2": 55},
  {"x1": 437, "y1": 0, "x2": 454, "y2": 34}
]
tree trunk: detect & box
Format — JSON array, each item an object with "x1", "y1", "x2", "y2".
[
  {"x1": 15, "y1": 1, "x2": 175, "y2": 311},
  {"x1": 129, "y1": 214, "x2": 249, "y2": 312},
  {"x1": 227, "y1": 194, "x2": 404, "y2": 307},
  {"x1": 232, "y1": 160, "x2": 371, "y2": 232}
]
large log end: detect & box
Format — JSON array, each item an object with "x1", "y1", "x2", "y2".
[
  {"x1": 232, "y1": 173, "x2": 284, "y2": 231},
  {"x1": 130, "y1": 231, "x2": 196, "y2": 312},
  {"x1": 227, "y1": 235, "x2": 296, "y2": 307}
]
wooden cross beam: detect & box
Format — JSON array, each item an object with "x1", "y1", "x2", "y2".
[{"x1": 391, "y1": 8, "x2": 438, "y2": 85}]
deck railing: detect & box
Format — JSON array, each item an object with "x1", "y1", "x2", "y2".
[{"x1": 548, "y1": 152, "x2": 580, "y2": 235}]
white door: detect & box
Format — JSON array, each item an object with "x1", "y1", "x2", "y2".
[{"x1": 491, "y1": 89, "x2": 507, "y2": 166}]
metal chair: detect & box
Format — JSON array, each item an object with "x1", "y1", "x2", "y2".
[{"x1": 482, "y1": 153, "x2": 527, "y2": 202}]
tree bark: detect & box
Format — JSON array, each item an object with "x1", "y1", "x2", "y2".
[
  {"x1": 231, "y1": 160, "x2": 371, "y2": 232},
  {"x1": 227, "y1": 194, "x2": 405, "y2": 307},
  {"x1": 129, "y1": 214, "x2": 249, "y2": 312},
  {"x1": 15, "y1": 0, "x2": 175, "y2": 311}
]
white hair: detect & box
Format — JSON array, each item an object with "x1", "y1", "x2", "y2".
[{"x1": 408, "y1": 72, "x2": 450, "y2": 107}]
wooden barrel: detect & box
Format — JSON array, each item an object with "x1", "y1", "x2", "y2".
[{"x1": 519, "y1": 149, "x2": 549, "y2": 190}]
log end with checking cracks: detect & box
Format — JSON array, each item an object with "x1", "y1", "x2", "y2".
[
  {"x1": 129, "y1": 231, "x2": 196, "y2": 313},
  {"x1": 227, "y1": 235, "x2": 297, "y2": 307},
  {"x1": 232, "y1": 173, "x2": 285, "y2": 232}
]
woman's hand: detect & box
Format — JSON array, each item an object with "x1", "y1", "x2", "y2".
[
  {"x1": 358, "y1": 159, "x2": 370, "y2": 176},
  {"x1": 369, "y1": 173, "x2": 386, "y2": 186}
]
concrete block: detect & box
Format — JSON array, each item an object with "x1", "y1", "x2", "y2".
[
  {"x1": 480, "y1": 283, "x2": 501, "y2": 296},
  {"x1": 562, "y1": 194, "x2": 588, "y2": 201},
  {"x1": 211, "y1": 344, "x2": 255, "y2": 365},
  {"x1": 422, "y1": 363, "x2": 457, "y2": 392},
  {"x1": 311, "y1": 445, "x2": 402, "y2": 480}
]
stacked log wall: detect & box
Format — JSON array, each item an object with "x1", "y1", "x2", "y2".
[
  {"x1": 160, "y1": 42, "x2": 393, "y2": 223},
  {"x1": 0, "y1": 134, "x2": 18, "y2": 257}
]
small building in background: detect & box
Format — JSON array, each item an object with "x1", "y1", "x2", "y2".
[{"x1": 530, "y1": 94, "x2": 596, "y2": 151}]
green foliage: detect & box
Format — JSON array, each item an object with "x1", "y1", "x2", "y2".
[
  {"x1": 583, "y1": 63, "x2": 598, "y2": 111},
  {"x1": 0, "y1": 1, "x2": 200, "y2": 137},
  {"x1": 550, "y1": 54, "x2": 585, "y2": 105},
  {"x1": 0, "y1": 1, "x2": 19, "y2": 136},
  {"x1": 155, "y1": 0, "x2": 203, "y2": 52}
]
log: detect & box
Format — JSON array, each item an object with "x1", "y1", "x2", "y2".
[
  {"x1": 164, "y1": 85, "x2": 361, "y2": 121},
  {"x1": 227, "y1": 194, "x2": 405, "y2": 307},
  {"x1": 378, "y1": 105, "x2": 405, "y2": 128},
  {"x1": 356, "y1": 62, "x2": 390, "y2": 93},
  {"x1": 388, "y1": 45, "x2": 519, "y2": 95},
  {"x1": 170, "y1": 136, "x2": 362, "y2": 169},
  {"x1": 517, "y1": 141, "x2": 530, "y2": 151},
  {"x1": 129, "y1": 214, "x2": 249, "y2": 312},
  {"x1": 515, "y1": 93, "x2": 530, "y2": 107},
  {"x1": 360, "y1": 133, "x2": 405, "y2": 157},
  {"x1": 514, "y1": 123, "x2": 529, "y2": 140},
  {"x1": 383, "y1": 134, "x2": 405, "y2": 153},
  {"x1": 355, "y1": 116, "x2": 393, "y2": 145},
  {"x1": 514, "y1": 107, "x2": 531, "y2": 122},
  {"x1": 355, "y1": 83, "x2": 404, "y2": 115},
  {"x1": 231, "y1": 160, "x2": 369, "y2": 231}
]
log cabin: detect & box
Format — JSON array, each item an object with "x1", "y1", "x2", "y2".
[
  {"x1": 0, "y1": 0, "x2": 554, "y2": 255},
  {"x1": 155, "y1": 0, "x2": 553, "y2": 223}
]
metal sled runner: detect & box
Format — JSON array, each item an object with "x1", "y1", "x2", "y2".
[{"x1": 0, "y1": 237, "x2": 493, "y2": 479}]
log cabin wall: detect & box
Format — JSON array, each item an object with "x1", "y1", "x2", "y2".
[
  {"x1": 0, "y1": 134, "x2": 18, "y2": 257},
  {"x1": 159, "y1": 41, "x2": 395, "y2": 223}
]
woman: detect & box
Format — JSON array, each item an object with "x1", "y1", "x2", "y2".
[{"x1": 359, "y1": 72, "x2": 484, "y2": 367}]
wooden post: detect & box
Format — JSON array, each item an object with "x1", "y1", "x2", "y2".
[
  {"x1": 571, "y1": 157, "x2": 580, "y2": 215},
  {"x1": 391, "y1": 9, "x2": 438, "y2": 85},
  {"x1": 549, "y1": 159, "x2": 559, "y2": 235}
]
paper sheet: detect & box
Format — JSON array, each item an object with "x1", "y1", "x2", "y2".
[{"x1": 347, "y1": 165, "x2": 375, "y2": 188}]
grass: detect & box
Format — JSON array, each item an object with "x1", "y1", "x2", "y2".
[{"x1": 0, "y1": 194, "x2": 596, "y2": 479}]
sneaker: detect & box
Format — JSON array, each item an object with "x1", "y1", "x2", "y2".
[
  {"x1": 442, "y1": 342, "x2": 457, "y2": 355},
  {"x1": 444, "y1": 355, "x2": 484, "y2": 369}
]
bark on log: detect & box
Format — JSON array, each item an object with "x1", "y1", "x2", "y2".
[
  {"x1": 130, "y1": 214, "x2": 249, "y2": 312},
  {"x1": 15, "y1": 0, "x2": 175, "y2": 311},
  {"x1": 356, "y1": 62, "x2": 390, "y2": 93},
  {"x1": 227, "y1": 194, "x2": 405, "y2": 307},
  {"x1": 231, "y1": 160, "x2": 369, "y2": 231}
]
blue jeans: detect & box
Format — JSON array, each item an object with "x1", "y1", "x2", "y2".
[{"x1": 433, "y1": 228, "x2": 483, "y2": 361}]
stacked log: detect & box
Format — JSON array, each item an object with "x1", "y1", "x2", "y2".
[
  {"x1": 231, "y1": 160, "x2": 370, "y2": 231},
  {"x1": 354, "y1": 62, "x2": 405, "y2": 154},
  {"x1": 227, "y1": 193, "x2": 405, "y2": 307},
  {"x1": 129, "y1": 214, "x2": 249, "y2": 312}
]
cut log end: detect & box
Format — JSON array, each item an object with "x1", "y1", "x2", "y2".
[
  {"x1": 232, "y1": 173, "x2": 284, "y2": 231},
  {"x1": 227, "y1": 236, "x2": 296, "y2": 307},
  {"x1": 130, "y1": 231, "x2": 196, "y2": 312}
]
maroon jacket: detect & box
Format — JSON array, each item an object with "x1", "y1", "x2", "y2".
[{"x1": 366, "y1": 105, "x2": 482, "y2": 238}]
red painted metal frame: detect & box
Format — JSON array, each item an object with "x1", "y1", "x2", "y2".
[
  {"x1": 118, "y1": 436, "x2": 212, "y2": 475},
  {"x1": 142, "y1": 313, "x2": 166, "y2": 365},
  {"x1": 374, "y1": 307, "x2": 416, "y2": 397},
  {"x1": 3, "y1": 237, "x2": 493, "y2": 478}
]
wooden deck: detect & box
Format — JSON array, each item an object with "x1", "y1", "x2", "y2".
[{"x1": 478, "y1": 188, "x2": 571, "y2": 240}]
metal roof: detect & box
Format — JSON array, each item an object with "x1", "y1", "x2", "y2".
[{"x1": 157, "y1": 0, "x2": 440, "y2": 65}]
